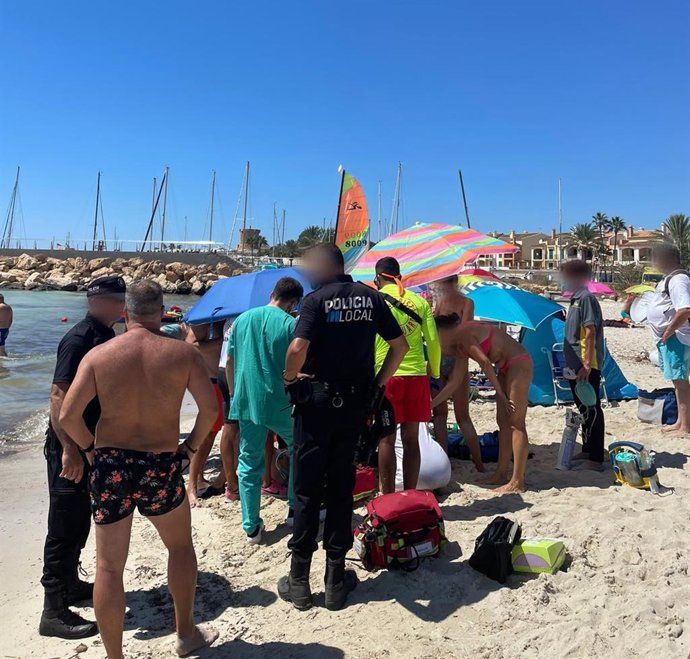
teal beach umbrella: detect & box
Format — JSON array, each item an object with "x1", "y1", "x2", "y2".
[{"x1": 466, "y1": 286, "x2": 563, "y2": 330}]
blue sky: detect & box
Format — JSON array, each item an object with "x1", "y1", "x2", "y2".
[{"x1": 1, "y1": 1, "x2": 688, "y2": 247}]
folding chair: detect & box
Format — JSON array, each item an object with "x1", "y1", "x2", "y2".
[
  {"x1": 542, "y1": 342, "x2": 572, "y2": 407},
  {"x1": 542, "y1": 342, "x2": 609, "y2": 407}
]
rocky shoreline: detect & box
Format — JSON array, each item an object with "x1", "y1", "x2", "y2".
[{"x1": 0, "y1": 254, "x2": 249, "y2": 295}]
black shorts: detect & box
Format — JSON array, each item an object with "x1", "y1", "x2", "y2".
[
  {"x1": 89, "y1": 448, "x2": 186, "y2": 525},
  {"x1": 217, "y1": 368, "x2": 239, "y2": 425}
]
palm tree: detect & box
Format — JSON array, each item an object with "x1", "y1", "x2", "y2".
[
  {"x1": 591, "y1": 213, "x2": 609, "y2": 277},
  {"x1": 592, "y1": 212, "x2": 609, "y2": 237},
  {"x1": 283, "y1": 239, "x2": 300, "y2": 258},
  {"x1": 662, "y1": 213, "x2": 690, "y2": 266},
  {"x1": 607, "y1": 216, "x2": 627, "y2": 281},
  {"x1": 570, "y1": 222, "x2": 599, "y2": 260},
  {"x1": 245, "y1": 233, "x2": 268, "y2": 256},
  {"x1": 298, "y1": 226, "x2": 326, "y2": 249}
]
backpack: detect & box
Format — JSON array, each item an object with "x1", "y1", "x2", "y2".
[
  {"x1": 353, "y1": 490, "x2": 446, "y2": 571},
  {"x1": 662, "y1": 270, "x2": 690, "y2": 324},
  {"x1": 608, "y1": 441, "x2": 660, "y2": 492},
  {"x1": 468, "y1": 516, "x2": 522, "y2": 583},
  {"x1": 662, "y1": 269, "x2": 690, "y2": 297}
]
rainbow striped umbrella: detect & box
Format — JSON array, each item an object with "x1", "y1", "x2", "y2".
[{"x1": 351, "y1": 222, "x2": 518, "y2": 288}]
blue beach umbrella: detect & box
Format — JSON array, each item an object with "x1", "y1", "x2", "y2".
[
  {"x1": 184, "y1": 267, "x2": 313, "y2": 325},
  {"x1": 466, "y1": 285, "x2": 563, "y2": 330}
]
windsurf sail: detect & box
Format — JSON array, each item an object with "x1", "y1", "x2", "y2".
[{"x1": 335, "y1": 170, "x2": 369, "y2": 272}]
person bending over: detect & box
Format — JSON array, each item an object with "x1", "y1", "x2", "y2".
[
  {"x1": 432, "y1": 319, "x2": 532, "y2": 494},
  {"x1": 430, "y1": 276, "x2": 482, "y2": 470},
  {"x1": 59, "y1": 280, "x2": 219, "y2": 659}
]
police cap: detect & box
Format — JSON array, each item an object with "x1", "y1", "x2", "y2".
[{"x1": 86, "y1": 275, "x2": 126, "y2": 300}]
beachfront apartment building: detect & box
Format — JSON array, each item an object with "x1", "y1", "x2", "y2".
[{"x1": 477, "y1": 226, "x2": 664, "y2": 270}]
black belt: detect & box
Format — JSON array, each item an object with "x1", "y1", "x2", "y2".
[{"x1": 312, "y1": 381, "x2": 366, "y2": 409}]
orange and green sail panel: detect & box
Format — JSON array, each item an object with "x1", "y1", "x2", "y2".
[{"x1": 335, "y1": 171, "x2": 369, "y2": 272}]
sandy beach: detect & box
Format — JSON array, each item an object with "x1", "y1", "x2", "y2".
[{"x1": 1, "y1": 301, "x2": 688, "y2": 659}]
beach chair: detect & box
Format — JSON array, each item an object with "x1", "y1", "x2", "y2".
[
  {"x1": 542, "y1": 342, "x2": 572, "y2": 407},
  {"x1": 542, "y1": 342, "x2": 609, "y2": 407}
]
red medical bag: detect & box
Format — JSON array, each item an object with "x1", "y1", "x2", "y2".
[{"x1": 353, "y1": 489, "x2": 445, "y2": 571}]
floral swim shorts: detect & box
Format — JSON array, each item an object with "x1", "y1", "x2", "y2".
[{"x1": 90, "y1": 447, "x2": 185, "y2": 525}]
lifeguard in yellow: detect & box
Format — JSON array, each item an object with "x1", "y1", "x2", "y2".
[{"x1": 374, "y1": 257, "x2": 441, "y2": 493}]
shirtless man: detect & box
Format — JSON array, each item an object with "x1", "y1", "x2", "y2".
[
  {"x1": 0, "y1": 293, "x2": 13, "y2": 357},
  {"x1": 59, "y1": 280, "x2": 219, "y2": 659},
  {"x1": 430, "y1": 276, "x2": 483, "y2": 470}
]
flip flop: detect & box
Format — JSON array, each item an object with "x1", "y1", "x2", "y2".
[
  {"x1": 261, "y1": 481, "x2": 288, "y2": 498},
  {"x1": 224, "y1": 488, "x2": 240, "y2": 502}
]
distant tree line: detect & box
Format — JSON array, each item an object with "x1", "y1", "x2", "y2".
[{"x1": 569, "y1": 212, "x2": 689, "y2": 281}]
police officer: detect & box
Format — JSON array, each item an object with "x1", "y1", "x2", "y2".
[
  {"x1": 278, "y1": 243, "x2": 408, "y2": 611},
  {"x1": 39, "y1": 276, "x2": 126, "y2": 639}
]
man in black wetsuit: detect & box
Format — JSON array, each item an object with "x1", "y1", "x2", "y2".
[
  {"x1": 39, "y1": 276, "x2": 126, "y2": 639},
  {"x1": 278, "y1": 243, "x2": 408, "y2": 611}
]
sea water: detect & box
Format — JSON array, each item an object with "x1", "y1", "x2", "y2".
[{"x1": 0, "y1": 290, "x2": 192, "y2": 452}]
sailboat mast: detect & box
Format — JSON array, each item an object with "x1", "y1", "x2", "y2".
[
  {"x1": 1, "y1": 166, "x2": 20, "y2": 249},
  {"x1": 458, "y1": 169, "x2": 472, "y2": 229},
  {"x1": 377, "y1": 180, "x2": 382, "y2": 242},
  {"x1": 151, "y1": 177, "x2": 157, "y2": 216},
  {"x1": 242, "y1": 161, "x2": 250, "y2": 232},
  {"x1": 281, "y1": 209, "x2": 286, "y2": 244},
  {"x1": 333, "y1": 167, "x2": 346, "y2": 243},
  {"x1": 272, "y1": 203, "x2": 278, "y2": 256},
  {"x1": 390, "y1": 162, "x2": 402, "y2": 235},
  {"x1": 92, "y1": 171, "x2": 101, "y2": 250},
  {"x1": 141, "y1": 168, "x2": 168, "y2": 251},
  {"x1": 100, "y1": 184, "x2": 107, "y2": 250},
  {"x1": 557, "y1": 178, "x2": 563, "y2": 264},
  {"x1": 160, "y1": 166, "x2": 170, "y2": 249},
  {"x1": 209, "y1": 170, "x2": 216, "y2": 251}
]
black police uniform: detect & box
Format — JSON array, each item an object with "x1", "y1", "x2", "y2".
[
  {"x1": 288, "y1": 275, "x2": 402, "y2": 560},
  {"x1": 42, "y1": 313, "x2": 115, "y2": 595}
]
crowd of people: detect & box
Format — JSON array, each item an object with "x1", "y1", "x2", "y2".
[{"x1": 24, "y1": 241, "x2": 690, "y2": 658}]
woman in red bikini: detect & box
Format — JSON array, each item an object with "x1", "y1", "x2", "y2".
[{"x1": 431, "y1": 317, "x2": 533, "y2": 494}]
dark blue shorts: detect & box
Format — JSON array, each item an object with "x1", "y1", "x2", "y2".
[{"x1": 0, "y1": 328, "x2": 8, "y2": 346}]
